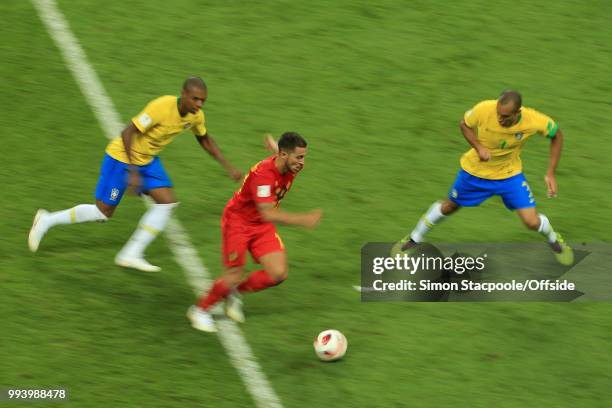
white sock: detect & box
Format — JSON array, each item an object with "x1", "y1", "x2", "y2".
[
  {"x1": 410, "y1": 201, "x2": 445, "y2": 243},
  {"x1": 538, "y1": 214, "x2": 557, "y2": 243},
  {"x1": 118, "y1": 203, "x2": 177, "y2": 258},
  {"x1": 46, "y1": 204, "x2": 108, "y2": 229}
]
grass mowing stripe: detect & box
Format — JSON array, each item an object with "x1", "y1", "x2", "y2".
[{"x1": 31, "y1": 1, "x2": 283, "y2": 407}]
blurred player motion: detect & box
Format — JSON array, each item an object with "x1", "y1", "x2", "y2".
[
  {"x1": 397, "y1": 90, "x2": 574, "y2": 265},
  {"x1": 28, "y1": 77, "x2": 242, "y2": 272},
  {"x1": 187, "y1": 132, "x2": 322, "y2": 332}
]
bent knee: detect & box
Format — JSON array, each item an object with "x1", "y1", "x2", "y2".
[
  {"x1": 441, "y1": 200, "x2": 459, "y2": 215},
  {"x1": 98, "y1": 208, "x2": 113, "y2": 220},
  {"x1": 96, "y1": 202, "x2": 115, "y2": 219},
  {"x1": 522, "y1": 217, "x2": 541, "y2": 230},
  {"x1": 268, "y1": 266, "x2": 288, "y2": 283},
  {"x1": 276, "y1": 271, "x2": 288, "y2": 283}
]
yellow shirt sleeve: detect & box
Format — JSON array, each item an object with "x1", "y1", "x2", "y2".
[
  {"x1": 191, "y1": 111, "x2": 207, "y2": 136},
  {"x1": 463, "y1": 101, "x2": 489, "y2": 128},
  {"x1": 131, "y1": 97, "x2": 167, "y2": 133},
  {"x1": 531, "y1": 109, "x2": 558, "y2": 138}
]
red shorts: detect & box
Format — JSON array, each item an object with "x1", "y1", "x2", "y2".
[{"x1": 221, "y1": 211, "x2": 285, "y2": 267}]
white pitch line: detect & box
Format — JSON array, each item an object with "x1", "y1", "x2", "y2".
[{"x1": 31, "y1": 1, "x2": 283, "y2": 407}]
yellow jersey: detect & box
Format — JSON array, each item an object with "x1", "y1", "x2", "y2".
[
  {"x1": 106, "y1": 95, "x2": 207, "y2": 165},
  {"x1": 460, "y1": 100, "x2": 558, "y2": 180}
]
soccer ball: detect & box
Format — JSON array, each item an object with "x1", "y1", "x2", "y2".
[{"x1": 313, "y1": 329, "x2": 347, "y2": 361}]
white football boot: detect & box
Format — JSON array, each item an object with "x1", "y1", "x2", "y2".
[
  {"x1": 114, "y1": 254, "x2": 161, "y2": 272},
  {"x1": 187, "y1": 305, "x2": 217, "y2": 332},
  {"x1": 28, "y1": 209, "x2": 49, "y2": 252},
  {"x1": 225, "y1": 291, "x2": 245, "y2": 323}
]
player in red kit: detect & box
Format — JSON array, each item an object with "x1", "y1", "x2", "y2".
[{"x1": 188, "y1": 132, "x2": 322, "y2": 332}]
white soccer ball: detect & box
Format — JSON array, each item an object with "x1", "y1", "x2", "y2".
[{"x1": 313, "y1": 329, "x2": 347, "y2": 361}]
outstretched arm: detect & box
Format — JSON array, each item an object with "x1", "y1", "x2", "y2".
[
  {"x1": 195, "y1": 133, "x2": 242, "y2": 181},
  {"x1": 544, "y1": 128, "x2": 564, "y2": 198},
  {"x1": 256, "y1": 202, "x2": 322, "y2": 228}
]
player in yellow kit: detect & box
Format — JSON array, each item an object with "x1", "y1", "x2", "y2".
[
  {"x1": 28, "y1": 77, "x2": 242, "y2": 272},
  {"x1": 397, "y1": 90, "x2": 573, "y2": 265}
]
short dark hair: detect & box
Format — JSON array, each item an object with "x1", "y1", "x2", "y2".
[
  {"x1": 278, "y1": 132, "x2": 307, "y2": 153},
  {"x1": 499, "y1": 89, "x2": 522, "y2": 111},
  {"x1": 183, "y1": 76, "x2": 207, "y2": 91}
]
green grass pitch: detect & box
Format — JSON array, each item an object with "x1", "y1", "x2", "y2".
[{"x1": 2, "y1": 0, "x2": 612, "y2": 406}]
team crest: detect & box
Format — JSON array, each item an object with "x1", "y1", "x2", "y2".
[
  {"x1": 110, "y1": 188, "x2": 119, "y2": 201},
  {"x1": 515, "y1": 132, "x2": 523, "y2": 140}
]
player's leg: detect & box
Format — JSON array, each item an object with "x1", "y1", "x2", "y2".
[
  {"x1": 397, "y1": 200, "x2": 455, "y2": 251},
  {"x1": 237, "y1": 251, "x2": 288, "y2": 292},
  {"x1": 188, "y1": 214, "x2": 249, "y2": 332},
  {"x1": 238, "y1": 225, "x2": 288, "y2": 293},
  {"x1": 223, "y1": 254, "x2": 286, "y2": 325},
  {"x1": 397, "y1": 169, "x2": 491, "y2": 251},
  {"x1": 188, "y1": 265, "x2": 244, "y2": 332},
  {"x1": 28, "y1": 154, "x2": 124, "y2": 252},
  {"x1": 221, "y1": 226, "x2": 287, "y2": 323},
  {"x1": 501, "y1": 173, "x2": 573, "y2": 265},
  {"x1": 95, "y1": 201, "x2": 118, "y2": 218},
  {"x1": 115, "y1": 158, "x2": 176, "y2": 272},
  {"x1": 198, "y1": 266, "x2": 244, "y2": 310},
  {"x1": 515, "y1": 207, "x2": 573, "y2": 265}
]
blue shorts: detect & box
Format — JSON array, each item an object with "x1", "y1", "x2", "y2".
[
  {"x1": 449, "y1": 169, "x2": 536, "y2": 210},
  {"x1": 95, "y1": 154, "x2": 173, "y2": 206}
]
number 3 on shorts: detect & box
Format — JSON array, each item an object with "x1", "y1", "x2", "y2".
[{"x1": 521, "y1": 181, "x2": 535, "y2": 203}]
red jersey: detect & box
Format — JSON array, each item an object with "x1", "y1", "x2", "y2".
[{"x1": 225, "y1": 156, "x2": 296, "y2": 224}]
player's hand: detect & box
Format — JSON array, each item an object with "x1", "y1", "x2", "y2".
[
  {"x1": 302, "y1": 209, "x2": 323, "y2": 229},
  {"x1": 264, "y1": 133, "x2": 278, "y2": 154},
  {"x1": 544, "y1": 173, "x2": 558, "y2": 198},
  {"x1": 128, "y1": 168, "x2": 143, "y2": 195},
  {"x1": 477, "y1": 146, "x2": 491, "y2": 161},
  {"x1": 228, "y1": 167, "x2": 243, "y2": 182}
]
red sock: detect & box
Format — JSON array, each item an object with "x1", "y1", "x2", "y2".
[
  {"x1": 198, "y1": 278, "x2": 230, "y2": 310},
  {"x1": 237, "y1": 270, "x2": 280, "y2": 293}
]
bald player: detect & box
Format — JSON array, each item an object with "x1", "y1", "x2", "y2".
[
  {"x1": 397, "y1": 90, "x2": 574, "y2": 265},
  {"x1": 28, "y1": 77, "x2": 242, "y2": 272}
]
